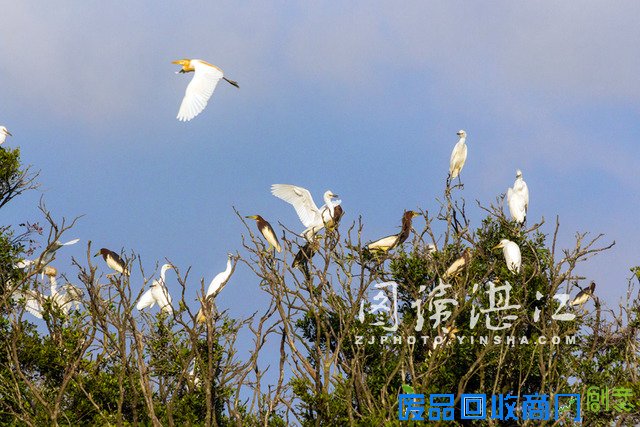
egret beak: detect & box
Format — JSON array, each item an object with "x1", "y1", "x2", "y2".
[
  {"x1": 492, "y1": 244, "x2": 502, "y2": 251},
  {"x1": 245, "y1": 215, "x2": 257, "y2": 220},
  {"x1": 5, "y1": 130, "x2": 11, "y2": 136},
  {"x1": 332, "y1": 194, "x2": 339, "y2": 198},
  {"x1": 412, "y1": 211, "x2": 420, "y2": 217},
  {"x1": 93, "y1": 252, "x2": 100, "y2": 257}
]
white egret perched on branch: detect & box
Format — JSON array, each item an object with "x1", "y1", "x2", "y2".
[
  {"x1": 172, "y1": 59, "x2": 239, "y2": 122},
  {"x1": 136, "y1": 264, "x2": 174, "y2": 313},
  {"x1": 513, "y1": 170, "x2": 529, "y2": 211},
  {"x1": 571, "y1": 281, "x2": 596, "y2": 307},
  {"x1": 506, "y1": 187, "x2": 526, "y2": 224},
  {"x1": 94, "y1": 248, "x2": 129, "y2": 276},
  {"x1": 271, "y1": 184, "x2": 341, "y2": 241},
  {"x1": 0, "y1": 126, "x2": 12, "y2": 145},
  {"x1": 507, "y1": 169, "x2": 528, "y2": 223},
  {"x1": 246, "y1": 215, "x2": 281, "y2": 252},
  {"x1": 197, "y1": 255, "x2": 236, "y2": 323},
  {"x1": 493, "y1": 239, "x2": 521, "y2": 273},
  {"x1": 367, "y1": 211, "x2": 420, "y2": 253},
  {"x1": 448, "y1": 130, "x2": 467, "y2": 180},
  {"x1": 206, "y1": 254, "x2": 235, "y2": 298}
]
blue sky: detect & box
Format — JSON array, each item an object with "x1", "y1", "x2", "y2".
[{"x1": 2, "y1": 1, "x2": 639, "y2": 329}]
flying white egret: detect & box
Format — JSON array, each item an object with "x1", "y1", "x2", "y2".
[
  {"x1": 571, "y1": 281, "x2": 596, "y2": 307},
  {"x1": 513, "y1": 170, "x2": 529, "y2": 212},
  {"x1": 172, "y1": 59, "x2": 239, "y2": 121},
  {"x1": 493, "y1": 239, "x2": 521, "y2": 273},
  {"x1": 448, "y1": 130, "x2": 467, "y2": 180},
  {"x1": 136, "y1": 264, "x2": 174, "y2": 313},
  {"x1": 94, "y1": 248, "x2": 129, "y2": 276},
  {"x1": 0, "y1": 126, "x2": 12, "y2": 145},
  {"x1": 506, "y1": 187, "x2": 526, "y2": 224},
  {"x1": 246, "y1": 215, "x2": 282, "y2": 252},
  {"x1": 206, "y1": 254, "x2": 235, "y2": 298},
  {"x1": 271, "y1": 184, "x2": 341, "y2": 241},
  {"x1": 367, "y1": 211, "x2": 420, "y2": 253}
]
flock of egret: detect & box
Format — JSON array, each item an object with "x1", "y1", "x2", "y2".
[
  {"x1": 7, "y1": 105, "x2": 596, "y2": 320},
  {"x1": 12, "y1": 238, "x2": 237, "y2": 321}
]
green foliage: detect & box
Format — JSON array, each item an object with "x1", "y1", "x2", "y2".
[{"x1": 1, "y1": 139, "x2": 638, "y2": 425}]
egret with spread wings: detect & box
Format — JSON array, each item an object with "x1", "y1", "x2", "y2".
[
  {"x1": 271, "y1": 184, "x2": 341, "y2": 241},
  {"x1": 172, "y1": 59, "x2": 239, "y2": 122}
]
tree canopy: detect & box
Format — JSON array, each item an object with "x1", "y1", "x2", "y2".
[{"x1": 1, "y1": 147, "x2": 638, "y2": 426}]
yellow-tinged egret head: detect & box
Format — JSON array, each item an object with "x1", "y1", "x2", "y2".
[
  {"x1": 172, "y1": 59, "x2": 194, "y2": 73},
  {"x1": 456, "y1": 129, "x2": 466, "y2": 138},
  {"x1": 43, "y1": 266, "x2": 57, "y2": 277}
]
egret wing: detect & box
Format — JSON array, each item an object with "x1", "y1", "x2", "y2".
[
  {"x1": 504, "y1": 242, "x2": 521, "y2": 273},
  {"x1": 271, "y1": 184, "x2": 320, "y2": 227},
  {"x1": 449, "y1": 141, "x2": 467, "y2": 176},
  {"x1": 152, "y1": 284, "x2": 173, "y2": 313},
  {"x1": 24, "y1": 297, "x2": 44, "y2": 318},
  {"x1": 507, "y1": 188, "x2": 526, "y2": 223},
  {"x1": 136, "y1": 287, "x2": 157, "y2": 310},
  {"x1": 206, "y1": 273, "x2": 225, "y2": 298},
  {"x1": 177, "y1": 62, "x2": 223, "y2": 121},
  {"x1": 13, "y1": 291, "x2": 44, "y2": 319}
]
